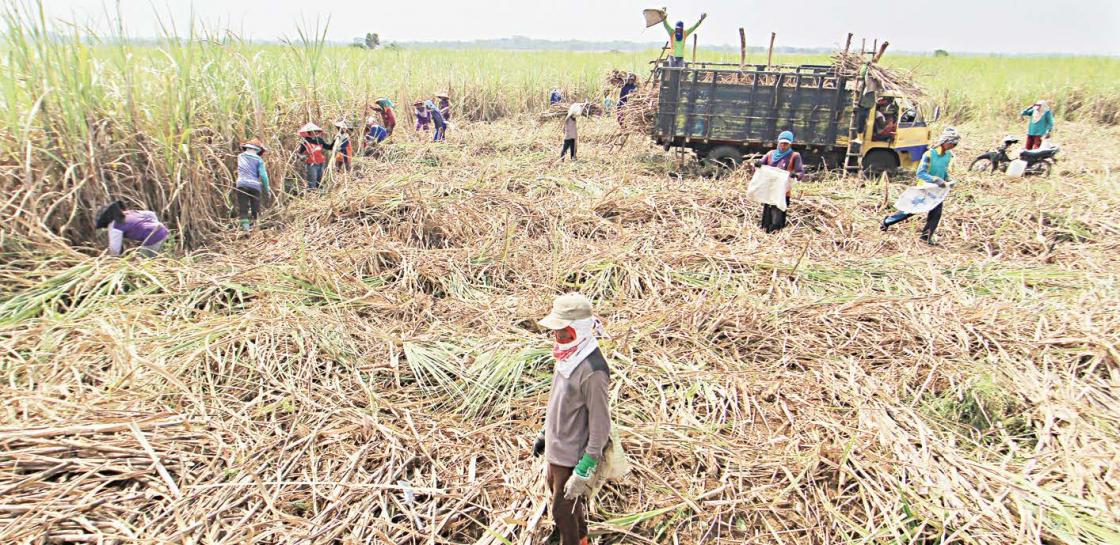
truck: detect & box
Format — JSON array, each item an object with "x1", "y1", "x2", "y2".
[{"x1": 651, "y1": 60, "x2": 932, "y2": 174}]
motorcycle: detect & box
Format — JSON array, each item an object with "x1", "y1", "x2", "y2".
[{"x1": 969, "y1": 136, "x2": 1059, "y2": 177}]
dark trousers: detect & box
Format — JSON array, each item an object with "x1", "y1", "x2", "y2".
[
  {"x1": 236, "y1": 187, "x2": 260, "y2": 222},
  {"x1": 305, "y1": 163, "x2": 324, "y2": 189},
  {"x1": 884, "y1": 202, "x2": 943, "y2": 240},
  {"x1": 433, "y1": 125, "x2": 446, "y2": 142},
  {"x1": 561, "y1": 139, "x2": 577, "y2": 160},
  {"x1": 546, "y1": 464, "x2": 587, "y2": 545},
  {"x1": 1025, "y1": 135, "x2": 1042, "y2": 150},
  {"x1": 761, "y1": 196, "x2": 790, "y2": 233}
]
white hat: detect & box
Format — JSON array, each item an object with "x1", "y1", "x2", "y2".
[
  {"x1": 567, "y1": 103, "x2": 584, "y2": 117},
  {"x1": 299, "y1": 122, "x2": 322, "y2": 133}
]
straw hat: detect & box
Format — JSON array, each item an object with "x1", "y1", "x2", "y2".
[
  {"x1": 299, "y1": 122, "x2": 322, "y2": 134},
  {"x1": 435, "y1": 91, "x2": 450, "y2": 99},
  {"x1": 538, "y1": 293, "x2": 593, "y2": 330},
  {"x1": 241, "y1": 138, "x2": 266, "y2": 153}
]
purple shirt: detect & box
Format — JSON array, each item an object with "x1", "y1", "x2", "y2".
[
  {"x1": 761, "y1": 151, "x2": 805, "y2": 180},
  {"x1": 109, "y1": 211, "x2": 168, "y2": 255}
]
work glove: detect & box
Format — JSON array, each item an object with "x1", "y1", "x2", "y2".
[
  {"x1": 563, "y1": 454, "x2": 598, "y2": 500},
  {"x1": 532, "y1": 433, "x2": 545, "y2": 458}
]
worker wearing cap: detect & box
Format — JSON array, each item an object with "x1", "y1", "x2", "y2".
[
  {"x1": 532, "y1": 293, "x2": 612, "y2": 545},
  {"x1": 662, "y1": 12, "x2": 707, "y2": 67}
]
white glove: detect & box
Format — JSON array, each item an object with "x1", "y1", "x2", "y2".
[{"x1": 563, "y1": 472, "x2": 592, "y2": 500}]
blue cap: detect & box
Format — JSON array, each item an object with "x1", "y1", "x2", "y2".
[
  {"x1": 675, "y1": 21, "x2": 684, "y2": 27},
  {"x1": 778, "y1": 130, "x2": 795, "y2": 143}
]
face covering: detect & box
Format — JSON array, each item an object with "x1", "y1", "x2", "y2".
[{"x1": 552, "y1": 318, "x2": 604, "y2": 378}]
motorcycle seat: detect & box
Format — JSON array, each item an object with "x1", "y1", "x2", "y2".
[{"x1": 1020, "y1": 147, "x2": 1059, "y2": 160}]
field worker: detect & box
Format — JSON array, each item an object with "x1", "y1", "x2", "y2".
[
  {"x1": 601, "y1": 90, "x2": 613, "y2": 113},
  {"x1": 414, "y1": 100, "x2": 431, "y2": 132},
  {"x1": 560, "y1": 103, "x2": 581, "y2": 161},
  {"x1": 436, "y1": 92, "x2": 452, "y2": 122},
  {"x1": 297, "y1": 123, "x2": 329, "y2": 189},
  {"x1": 531, "y1": 292, "x2": 612, "y2": 545},
  {"x1": 663, "y1": 12, "x2": 707, "y2": 67},
  {"x1": 330, "y1": 121, "x2": 353, "y2": 171},
  {"x1": 95, "y1": 200, "x2": 169, "y2": 257},
  {"x1": 617, "y1": 74, "x2": 638, "y2": 125},
  {"x1": 235, "y1": 138, "x2": 270, "y2": 232},
  {"x1": 1021, "y1": 100, "x2": 1054, "y2": 150},
  {"x1": 374, "y1": 98, "x2": 396, "y2": 135},
  {"x1": 365, "y1": 117, "x2": 389, "y2": 145},
  {"x1": 549, "y1": 88, "x2": 564, "y2": 105},
  {"x1": 881, "y1": 127, "x2": 961, "y2": 245},
  {"x1": 755, "y1": 130, "x2": 804, "y2": 233},
  {"x1": 426, "y1": 101, "x2": 448, "y2": 142}
]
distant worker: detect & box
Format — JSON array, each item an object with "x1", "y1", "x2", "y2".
[
  {"x1": 374, "y1": 97, "x2": 396, "y2": 135},
  {"x1": 549, "y1": 88, "x2": 563, "y2": 105},
  {"x1": 331, "y1": 121, "x2": 353, "y2": 171},
  {"x1": 95, "y1": 201, "x2": 169, "y2": 257},
  {"x1": 881, "y1": 128, "x2": 961, "y2": 245},
  {"x1": 532, "y1": 292, "x2": 612, "y2": 545},
  {"x1": 235, "y1": 138, "x2": 270, "y2": 232},
  {"x1": 426, "y1": 100, "x2": 447, "y2": 142},
  {"x1": 872, "y1": 97, "x2": 898, "y2": 142},
  {"x1": 662, "y1": 12, "x2": 707, "y2": 67},
  {"x1": 602, "y1": 89, "x2": 613, "y2": 113},
  {"x1": 297, "y1": 123, "x2": 329, "y2": 189},
  {"x1": 561, "y1": 103, "x2": 581, "y2": 162},
  {"x1": 414, "y1": 100, "x2": 431, "y2": 132},
  {"x1": 436, "y1": 92, "x2": 452, "y2": 122},
  {"x1": 1021, "y1": 100, "x2": 1053, "y2": 150},
  {"x1": 755, "y1": 130, "x2": 804, "y2": 233},
  {"x1": 617, "y1": 74, "x2": 638, "y2": 125}
]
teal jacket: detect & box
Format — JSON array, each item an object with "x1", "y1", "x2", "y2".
[
  {"x1": 1021, "y1": 107, "x2": 1054, "y2": 137},
  {"x1": 917, "y1": 147, "x2": 952, "y2": 184}
]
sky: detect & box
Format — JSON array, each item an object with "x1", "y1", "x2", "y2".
[{"x1": 40, "y1": 0, "x2": 1120, "y2": 55}]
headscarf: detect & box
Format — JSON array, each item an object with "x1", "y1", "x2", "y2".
[
  {"x1": 424, "y1": 100, "x2": 437, "y2": 110},
  {"x1": 934, "y1": 127, "x2": 960, "y2": 149},
  {"x1": 1031, "y1": 100, "x2": 1049, "y2": 123},
  {"x1": 553, "y1": 317, "x2": 605, "y2": 379},
  {"x1": 95, "y1": 201, "x2": 124, "y2": 229},
  {"x1": 771, "y1": 131, "x2": 795, "y2": 163},
  {"x1": 675, "y1": 21, "x2": 684, "y2": 41},
  {"x1": 376, "y1": 97, "x2": 394, "y2": 108}
]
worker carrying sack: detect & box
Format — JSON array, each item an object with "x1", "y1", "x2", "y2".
[{"x1": 747, "y1": 166, "x2": 792, "y2": 210}]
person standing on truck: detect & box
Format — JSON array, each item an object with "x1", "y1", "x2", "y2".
[
  {"x1": 1021, "y1": 100, "x2": 1053, "y2": 150},
  {"x1": 662, "y1": 12, "x2": 707, "y2": 67},
  {"x1": 755, "y1": 130, "x2": 804, "y2": 234},
  {"x1": 531, "y1": 292, "x2": 612, "y2": 545},
  {"x1": 880, "y1": 128, "x2": 961, "y2": 245}
]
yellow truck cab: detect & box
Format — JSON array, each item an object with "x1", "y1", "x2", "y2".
[{"x1": 856, "y1": 93, "x2": 933, "y2": 173}]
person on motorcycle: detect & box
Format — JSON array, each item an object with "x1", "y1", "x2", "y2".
[
  {"x1": 880, "y1": 128, "x2": 961, "y2": 245},
  {"x1": 1021, "y1": 100, "x2": 1053, "y2": 150}
]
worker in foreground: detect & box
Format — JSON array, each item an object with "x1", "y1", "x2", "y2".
[
  {"x1": 532, "y1": 293, "x2": 612, "y2": 545},
  {"x1": 95, "y1": 201, "x2": 169, "y2": 257},
  {"x1": 235, "y1": 138, "x2": 270, "y2": 232},
  {"x1": 881, "y1": 128, "x2": 961, "y2": 245},
  {"x1": 755, "y1": 130, "x2": 804, "y2": 233},
  {"x1": 662, "y1": 11, "x2": 707, "y2": 67}
]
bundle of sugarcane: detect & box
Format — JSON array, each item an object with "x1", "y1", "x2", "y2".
[
  {"x1": 605, "y1": 69, "x2": 637, "y2": 87},
  {"x1": 536, "y1": 101, "x2": 604, "y2": 122},
  {"x1": 616, "y1": 87, "x2": 660, "y2": 134},
  {"x1": 831, "y1": 51, "x2": 925, "y2": 97}
]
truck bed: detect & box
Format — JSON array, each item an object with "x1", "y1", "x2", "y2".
[{"x1": 654, "y1": 62, "x2": 856, "y2": 151}]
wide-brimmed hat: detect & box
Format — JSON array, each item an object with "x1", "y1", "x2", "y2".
[
  {"x1": 241, "y1": 138, "x2": 266, "y2": 153},
  {"x1": 299, "y1": 122, "x2": 323, "y2": 134},
  {"x1": 434, "y1": 91, "x2": 450, "y2": 99},
  {"x1": 413, "y1": 99, "x2": 424, "y2": 106},
  {"x1": 538, "y1": 293, "x2": 593, "y2": 330}
]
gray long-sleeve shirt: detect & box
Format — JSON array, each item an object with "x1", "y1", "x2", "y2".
[{"x1": 545, "y1": 348, "x2": 612, "y2": 467}]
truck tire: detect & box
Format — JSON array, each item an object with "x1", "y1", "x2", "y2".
[
  {"x1": 863, "y1": 149, "x2": 899, "y2": 176},
  {"x1": 706, "y1": 146, "x2": 743, "y2": 169}
]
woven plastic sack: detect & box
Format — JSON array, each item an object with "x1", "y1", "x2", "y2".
[{"x1": 747, "y1": 166, "x2": 791, "y2": 210}]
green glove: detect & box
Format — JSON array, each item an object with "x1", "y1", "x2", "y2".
[{"x1": 573, "y1": 454, "x2": 598, "y2": 478}]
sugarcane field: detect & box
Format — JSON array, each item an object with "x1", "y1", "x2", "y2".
[{"x1": 2, "y1": 1, "x2": 1119, "y2": 544}]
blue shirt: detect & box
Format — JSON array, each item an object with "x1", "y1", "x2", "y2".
[{"x1": 235, "y1": 151, "x2": 269, "y2": 193}]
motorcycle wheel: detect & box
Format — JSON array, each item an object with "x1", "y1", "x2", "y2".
[
  {"x1": 969, "y1": 156, "x2": 995, "y2": 172},
  {"x1": 1031, "y1": 161, "x2": 1052, "y2": 177}
]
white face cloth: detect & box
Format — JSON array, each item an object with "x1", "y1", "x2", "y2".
[
  {"x1": 1032, "y1": 100, "x2": 1050, "y2": 123},
  {"x1": 553, "y1": 318, "x2": 604, "y2": 379}
]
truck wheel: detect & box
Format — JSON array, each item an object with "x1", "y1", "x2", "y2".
[
  {"x1": 863, "y1": 150, "x2": 899, "y2": 176},
  {"x1": 706, "y1": 146, "x2": 743, "y2": 169}
]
